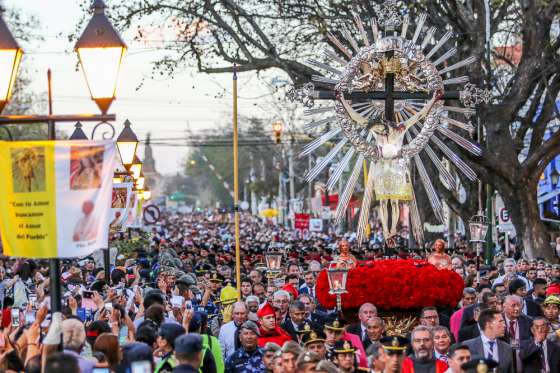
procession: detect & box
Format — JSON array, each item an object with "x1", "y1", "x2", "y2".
[{"x1": 0, "y1": 0, "x2": 559, "y2": 373}]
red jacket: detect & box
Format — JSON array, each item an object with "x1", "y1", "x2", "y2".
[
  {"x1": 401, "y1": 357, "x2": 448, "y2": 373},
  {"x1": 257, "y1": 326, "x2": 292, "y2": 347}
]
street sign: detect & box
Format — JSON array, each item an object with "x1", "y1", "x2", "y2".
[
  {"x1": 495, "y1": 195, "x2": 516, "y2": 236},
  {"x1": 143, "y1": 205, "x2": 161, "y2": 224}
]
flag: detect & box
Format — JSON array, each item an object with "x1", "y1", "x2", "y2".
[{"x1": 0, "y1": 140, "x2": 116, "y2": 258}]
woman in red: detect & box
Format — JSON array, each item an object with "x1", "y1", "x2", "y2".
[{"x1": 257, "y1": 302, "x2": 292, "y2": 347}]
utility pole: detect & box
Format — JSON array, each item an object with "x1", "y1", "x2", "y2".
[{"x1": 288, "y1": 136, "x2": 295, "y2": 227}]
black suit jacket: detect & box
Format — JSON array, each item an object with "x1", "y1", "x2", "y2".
[
  {"x1": 524, "y1": 297, "x2": 543, "y2": 318},
  {"x1": 463, "y1": 336, "x2": 514, "y2": 373},
  {"x1": 458, "y1": 323, "x2": 480, "y2": 342},
  {"x1": 520, "y1": 338, "x2": 560, "y2": 373},
  {"x1": 347, "y1": 323, "x2": 364, "y2": 338},
  {"x1": 504, "y1": 314, "x2": 533, "y2": 343},
  {"x1": 281, "y1": 319, "x2": 300, "y2": 341}
]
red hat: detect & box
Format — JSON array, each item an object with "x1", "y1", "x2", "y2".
[
  {"x1": 547, "y1": 283, "x2": 560, "y2": 296},
  {"x1": 257, "y1": 302, "x2": 276, "y2": 319},
  {"x1": 282, "y1": 283, "x2": 298, "y2": 299}
]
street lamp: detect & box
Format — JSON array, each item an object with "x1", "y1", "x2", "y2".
[
  {"x1": 265, "y1": 250, "x2": 283, "y2": 282},
  {"x1": 142, "y1": 188, "x2": 152, "y2": 201},
  {"x1": 273, "y1": 120, "x2": 283, "y2": 144},
  {"x1": 129, "y1": 155, "x2": 143, "y2": 180},
  {"x1": 135, "y1": 172, "x2": 145, "y2": 190},
  {"x1": 116, "y1": 119, "x2": 139, "y2": 167},
  {"x1": 75, "y1": 0, "x2": 127, "y2": 114},
  {"x1": 327, "y1": 261, "x2": 349, "y2": 311},
  {"x1": 0, "y1": 6, "x2": 23, "y2": 113},
  {"x1": 469, "y1": 212, "x2": 489, "y2": 282}
]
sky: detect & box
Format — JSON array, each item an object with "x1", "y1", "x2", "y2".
[{"x1": 8, "y1": 0, "x2": 286, "y2": 175}]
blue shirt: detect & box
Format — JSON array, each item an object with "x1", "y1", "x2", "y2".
[{"x1": 225, "y1": 347, "x2": 265, "y2": 373}]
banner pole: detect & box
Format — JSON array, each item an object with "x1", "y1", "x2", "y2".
[
  {"x1": 47, "y1": 69, "x2": 63, "y2": 316},
  {"x1": 233, "y1": 65, "x2": 241, "y2": 299}
]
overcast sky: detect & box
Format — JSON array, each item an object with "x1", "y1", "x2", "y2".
[{"x1": 9, "y1": 0, "x2": 284, "y2": 175}]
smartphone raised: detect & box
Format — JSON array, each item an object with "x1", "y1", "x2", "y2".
[{"x1": 11, "y1": 308, "x2": 20, "y2": 327}]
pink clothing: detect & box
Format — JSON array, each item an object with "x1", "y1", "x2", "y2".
[
  {"x1": 343, "y1": 331, "x2": 368, "y2": 368},
  {"x1": 450, "y1": 307, "x2": 464, "y2": 340}
]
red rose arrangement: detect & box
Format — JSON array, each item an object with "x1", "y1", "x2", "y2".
[{"x1": 316, "y1": 259, "x2": 464, "y2": 310}]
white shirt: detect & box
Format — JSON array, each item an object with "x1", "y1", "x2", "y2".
[
  {"x1": 218, "y1": 320, "x2": 238, "y2": 359},
  {"x1": 480, "y1": 332, "x2": 499, "y2": 362}
]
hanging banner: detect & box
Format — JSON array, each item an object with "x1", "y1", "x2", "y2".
[
  {"x1": 124, "y1": 191, "x2": 139, "y2": 228},
  {"x1": 0, "y1": 140, "x2": 116, "y2": 258},
  {"x1": 110, "y1": 182, "x2": 132, "y2": 231}
]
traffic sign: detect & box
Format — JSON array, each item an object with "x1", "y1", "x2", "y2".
[{"x1": 143, "y1": 205, "x2": 161, "y2": 224}]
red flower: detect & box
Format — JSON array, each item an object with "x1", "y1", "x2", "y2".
[{"x1": 316, "y1": 259, "x2": 464, "y2": 310}]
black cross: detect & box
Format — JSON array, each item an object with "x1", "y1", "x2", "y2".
[{"x1": 314, "y1": 50, "x2": 463, "y2": 122}]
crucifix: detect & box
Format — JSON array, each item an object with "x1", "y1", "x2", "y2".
[{"x1": 287, "y1": 0, "x2": 490, "y2": 244}]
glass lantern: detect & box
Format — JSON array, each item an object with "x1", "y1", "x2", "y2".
[
  {"x1": 327, "y1": 262, "x2": 349, "y2": 295},
  {"x1": 469, "y1": 213, "x2": 489, "y2": 243},
  {"x1": 265, "y1": 251, "x2": 283, "y2": 274}
]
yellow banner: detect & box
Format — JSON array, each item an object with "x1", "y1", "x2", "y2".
[{"x1": 0, "y1": 142, "x2": 58, "y2": 257}]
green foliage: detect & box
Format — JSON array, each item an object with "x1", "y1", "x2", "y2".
[{"x1": 111, "y1": 232, "x2": 152, "y2": 258}]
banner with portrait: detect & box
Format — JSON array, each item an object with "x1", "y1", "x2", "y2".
[
  {"x1": 0, "y1": 140, "x2": 116, "y2": 258},
  {"x1": 110, "y1": 182, "x2": 133, "y2": 231}
]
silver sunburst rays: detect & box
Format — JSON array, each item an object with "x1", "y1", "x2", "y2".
[{"x1": 287, "y1": 1, "x2": 490, "y2": 245}]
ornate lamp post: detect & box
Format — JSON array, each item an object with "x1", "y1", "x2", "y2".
[
  {"x1": 116, "y1": 119, "x2": 139, "y2": 167},
  {"x1": 75, "y1": 0, "x2": 126, "y2": 114},
  {"x1": 0, "y1": 0, "x2": 127, "y2": 314},
  {"x1": 327, "y1": 261, "x2": 349, "y2": 311},
  {"x1": 0, "y1": 7, "x2": 22, "y2": 114},
  {"x1": 469, "y1": 212, "x2": 489, "y2": 282}
]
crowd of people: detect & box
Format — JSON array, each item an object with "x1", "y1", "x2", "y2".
[{"x1": 0, "y1": 210, "x2": 559, "y2": 373}]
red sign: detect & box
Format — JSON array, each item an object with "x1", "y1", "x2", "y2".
[{"x1": 294, "y1": 213, "x2": 310, "y2": 230}]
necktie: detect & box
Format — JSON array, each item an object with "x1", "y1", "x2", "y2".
[
  {"x1": 539, "y1": 342, "x2": 547, "y2": 371},
  {"x1": 487, "y1": 341, "x2": 495, "y2": 361},
  {"x1": 509, "y1": 320, "x2": 516, "y2": 340}
]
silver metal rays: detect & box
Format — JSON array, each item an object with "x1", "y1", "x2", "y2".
[{"x1": 287, "y1": 1, "x2": 490, "y2": 245}]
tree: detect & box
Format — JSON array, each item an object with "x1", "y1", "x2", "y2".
[{"x1": 108, "y1": 0, "x2": 560, "y2": 259}]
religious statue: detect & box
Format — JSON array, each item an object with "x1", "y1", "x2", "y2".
[
  {"x1": 335, "y1": 239, "x2": 357, "y2": 270},
  {"x1": 287, "y1": 0, "x2": 490, "y2": 247},
  {"x1": 427, "y1": 239, "x2": 452, "y2": 270},
  {"x1": 339, "y1": 90, "x2": 442, "y2": 238}
]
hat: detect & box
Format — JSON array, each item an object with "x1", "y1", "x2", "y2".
[
  {"x1": 257, "y1": 302, "x2": 276, "y2": 319},
  {"x1": 263, "y1": 342, "x2": 281, "y2": 354},
  {"x1": 120, "y1": 342, "x2": 153, "y2": 365},
  {"x1": 461, "y1": 358, "x2": 499, "y2": 372},
  {"x1": 220, "y1": 285, "x2": 239, "y2": 305},
  {"x1": 209, "y1": 272, "x2": 225, "y2": 284},
  {"x1": 547, "y1": 283, "x2": 560, "y2": 296},
  {"x1": 380, "y1": 336, "x2": 409, "y2": 352},
  {"x1": 282, "y1": 283, "x2": 299, "y2": 299},
  {"x1": 175, "y1": 334, "x2": 203, "y2": 355},
  {"x1": 543, "y1": 295, "x2": 560, "y2": 306},
  {"x1": 302, "y1": 329, "x2": 326, "y2": 346},
  {"x1": 176, "y1": 274, "x2": 197, "y2": 287},
  {"x1": 297, "y1": 323, "x2": 314, "y2": 335},
  {"x1": 158, "y1": 323, "x2": 186, "y2": 348},
  {"x1": 296, "y1": 351, "x2": 321, "y2": 366},
  {"x1": 333, "y1": 340, "x2": 355, "y2": 354},
  {"x1": 324, "y1": 317, "x2": 346, "y2": 331},
  {"x1": 508, "y1": 278, "x2": 526, "y2": 294},
  {"x1": 239, "y1": 320, "x2": 260, "y2": 336}
]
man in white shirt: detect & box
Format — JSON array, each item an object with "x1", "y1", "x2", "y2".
[
  {"x1": 218, "y1": 301, "x2": 248, "y2": 359},
  {"x1": 494, "y1": 258, "x2": 530, "y2": 289}
]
